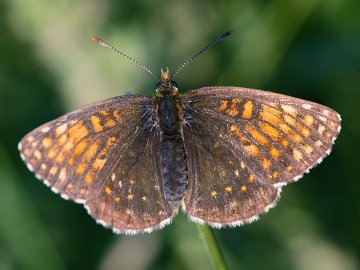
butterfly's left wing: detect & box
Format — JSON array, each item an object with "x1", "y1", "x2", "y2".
[
  {"x1": 19, "y1": 95, "x2": 176, "y2": 234},
  {"x1": 181, "y1": 86, "x2": 341, "y2": 226}
]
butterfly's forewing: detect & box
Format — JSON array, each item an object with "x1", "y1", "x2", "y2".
[
  {"x1": 181, "y1": 86, "x2": 341, "y2": 226},
  {"x1": 19, "y1": 96, "x2": 175, "y2": 234}
]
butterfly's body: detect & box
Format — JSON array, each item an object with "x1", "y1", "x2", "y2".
[{"x1": 155, "y1": 69, "x2": 187, "y2": 207}]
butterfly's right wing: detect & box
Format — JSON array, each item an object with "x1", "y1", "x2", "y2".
[
  {"x1": 181, "y1": 86, "x2": 340, "y2": 227},
  {"x1": 19, "y1": 95, "x2": 175, "y2": 234}
]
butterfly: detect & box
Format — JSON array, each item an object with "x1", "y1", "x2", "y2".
[{"x1": 19, "y1": 31, "x2": 341, "y2": 234}]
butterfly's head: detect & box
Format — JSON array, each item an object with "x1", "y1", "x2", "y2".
[{"x1": 156, "y1": 68, "x2": 179, "y2": 96}]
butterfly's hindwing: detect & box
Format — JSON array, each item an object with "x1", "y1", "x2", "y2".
[{"x1": 182, "y1": 117, "x2": 280, "y2": 225}]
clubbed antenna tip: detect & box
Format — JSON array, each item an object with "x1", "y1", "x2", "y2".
[
  {"x1": 221, "y1": 30, "x2": 234, "y2": 39},
  {"x1": 91, "y1": 37, "x2": 111, "y2": 49}
]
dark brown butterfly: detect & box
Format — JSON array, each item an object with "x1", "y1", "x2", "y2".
[{"x1": 19, "y1": 31, "x2": 341, "y2": 234}]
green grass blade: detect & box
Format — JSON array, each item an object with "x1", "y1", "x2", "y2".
[{"x1": 197, "y1": 224, "x2": 229, "y2": 270}]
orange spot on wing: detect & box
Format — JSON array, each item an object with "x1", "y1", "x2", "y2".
[
  {"x1": 48, "y1": 145, "x2": 59, "y2": 159},
  {"x1": 225, "y1": 186, "x2": 232, "y2": 192},
  {"x1": 292, "y1": 148, "x2": 303, "y2": 161},
  {"x1": 319, "y1": 116, "x2": 327, "y2": 122},
  {"x1": 33, "y1": 150, "x2": 41, "y2": 159},
  {"x1": 218, "y1": 100, "x2": 228, "y2": 111},
  {"x1": 281, "y1": 105, "x2": 297, "y2": 116},
  {"x1": 84, "y1": 140, "x2": 100, "y2": 161},
  {"x1": 249, "y1": 175, "x2": 254, "y2": 182},
  {"x1": 281, "y1": 139, "x2": 289, "y2": 148},
  {"x1": 66, "y1": 183, "x2": 74, "y2": 190},
  {"x1": 113, "y1": 110, "x2": 122, "y2": 120},
  {"x1": 245, "y1": 125, "x2": 268, "y2": 144},
  {"x1": 303, "y1": 115, "x2": 314, "y2": 126},
  {"x1": 55, "y1": 123, "x2": 68, "y2": 136},
  {"x1": 127, "y1": 194, "x2": 134, "y2": 200},
  {"x1": 318, "y1": 125, "x2": 325, "y2": 135},
  {"x1": 259, "y1": 122, "x2": 280, "y2": 139},
  {"x1": 141, "y1": 196, "x2": 147, "y2": 201},
  {"x1": 292, "y1": 133, "x2": 303, "y2": 142},
  {"x1": 262, "y1": 159, "x2": 271, "y2": 169},
  {"x1": 302, "y1": 145, "x2": 313, "y2": 154},
  {"x1": 240, "y1": 185, "x2": 247, "y2": 191},
  {"x1": 68, "y1": 122, "x2": 88, "y2": 143},
  {"x1": 115, "y1": 197, "x2": 120, "y2": 202},
  {"x1": 74, "y1": 139, "x2": 90, "y2": 156},
  {"x1": 244, "y1": 144, "x2": 259, "y2": 156},
  {"x1": 23, "y1": 148, "x2": 30, "y2": 156},
  {"x1": 315, "y1": 140, "x2": 323, "y2": 147},
  {"x1": 100, "y1": 110, "x2": 110, "y2": 116},
  {"x1": 49, "y1": 166, "x2": 58, "y2": 175},
  {"x1": 91, "y1": 116, "x2": 103, "y2": 132},
  {"x1": 57, "y1": 134, "x2": 68, "y2": 146},
  {"x1": 85, "y1": 173, "x2": 93, "y2": 184},
  {"x1": 105, "y1": 119, "x2": 115, "y2": 128},
  {"x1": 286, "y1": 165, "x2": 293, "y2": 172},
  {"x1": 270, "y1": 147, "x2": 280, "y2": 159},
  {"x1": 63, "y1": 141, "x2": 74, "y2": 152},
  {"x1": 69, "y1": 140, "x2": 90, "y2": 165},
  {"x1": 260, "y1": 105, "x2": 282, "y2": 126},
  {"x1": 93, "y1": 158, "x2": 106, "y2": 170},
  {"x1": 105, "y1": 186, "x2": 111, "y2": 194},
  {"x1": 232, "y1": 98, "x2": 241, "y2": 104},
  {"x1": 279, "y1": 123, "x2": 291, "y2": 133},
  {"x1": 79, "y1": 188, "x2": 87, "y2": 196},
  {"x1": 77, "y1": 163, "x2": 87, "y2": 175},
  {"x1": 42, "y1": 137, "x2": 52, "y2": 148},
  {"x1": 242, "y1": 101, "x2": 253, "y2": 119},
  {"x1": 211, "y1": 191, "x2": 218, "y2": 197},
  {"x1": 41, "y1": 126, "x2": 50, "y2": 133},
  {"x1": 58, "y1": 167, "x2": 67, "y2": 181},
  {"x1": 301, "y1": 127, "x2": 310, "y2": 137},
  {"x1": 284, "y1": 115, "x2": 296, "y2": 126},
  {"x1": 55, "y1": 153, "x2": 65, "y2": 163}
]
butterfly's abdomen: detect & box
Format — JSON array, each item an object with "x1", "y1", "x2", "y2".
[{"x1": 157, "y1": 95, "x2": 187, "y2": 207}]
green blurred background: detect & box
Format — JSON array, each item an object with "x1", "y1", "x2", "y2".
[{"x1": 0, "y1": 0, "x2": 359, "y2": 269}]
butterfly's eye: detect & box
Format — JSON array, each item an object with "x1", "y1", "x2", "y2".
[{"x1": 171, "y1": 81, "x2": 178, "y2": 89}]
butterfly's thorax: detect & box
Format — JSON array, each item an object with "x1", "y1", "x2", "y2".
[{"x1": 155, "y1": 72, "x2": 187, "y2": 208}]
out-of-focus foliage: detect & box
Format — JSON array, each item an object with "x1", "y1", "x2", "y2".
[{"x1": 0, "y1": 0, "x2": 359, "y2": 269}]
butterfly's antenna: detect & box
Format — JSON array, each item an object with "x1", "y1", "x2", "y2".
[
  {"x1": 91, "y1": 37, "x2": 159, "y2": 80},
  {"x1": 173, "y1": 30, "x2": 233, "y2": 79}
]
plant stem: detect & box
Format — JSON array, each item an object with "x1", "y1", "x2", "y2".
[{"x1": 196, "y1": 224, "x2": 229, "y2": 270}]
